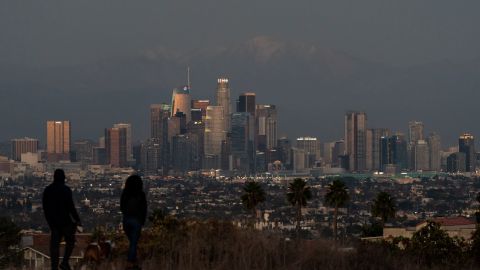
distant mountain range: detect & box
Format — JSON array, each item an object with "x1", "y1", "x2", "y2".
[{"x1": 1, "y1": 36, "x2": 480, "y2": 145}]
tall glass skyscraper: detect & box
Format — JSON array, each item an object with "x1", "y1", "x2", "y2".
[
  {"x1": 204, "y1": 105, "x2": 226, "y2": 157},
  {"x1": 216, "y1": 78, "x2": 231, "y2": 131},
  {"x1": 459, "y1": 133, "x2": 475, "y2": 172},
  {"x1": 171, "y1": 86, "x2": 192, "y2": 123}
]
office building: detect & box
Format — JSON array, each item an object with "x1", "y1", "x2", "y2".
[
  {"x1": 366, "y1": 128, "x2": 390, "y2": 171},
  {"x1": 256, "y1": 104, "x2": 278, "y2": 151},
  {"x1": 72, "y1": 139, "x2": 93, "y2": 164},
  {"x1": 204, "y1": 105, "x2": 227, "y2": 159},
  {"x1": 216, "y1": 78, "x2": 232, "y2": 131},
  {"x1": 345, "y1": 111, "x2": 367, "y2": 171},
  {"x1": 427, "y1": 133, "x2": 441, "y2": 171},
  {"x1": 296, "y1": 137, "x2": 321, "y2": 168},
  {"x1": 171, "y1": 86, "x2": 192, "y2": 123},
  {"x1": 11, "y1": 137, "x2": 39, "y2": 161},
  {"x1": 46, "y1": 120, "x2": 71, "y2": 162},
  {"x1": 113, "y1": 123, "x2": 133, "y2": 164},
  {"x1": 408, "y1": 121, "x2": 424, "y2": 144},
  {"x1": 238, "y1": 92, "x2": 256, "y2": 115},
  {"x1": 447, "y1": 152, "x2": 467, "y2": 173},
  {"x1": 192, "y1": 100, "x2": 210, "y2": 121},
  {"x1": 141, "y1": 138, "x2": 162, "y2": 174},
  {"x1": 380, "y1": 134, "x2": 408, "y2": 172},
  {"x1": 331, "y1": 140, "x2": 345, "y2": 168},
  {"x1": 105, "y1": 127, "x2": 127, "y2": 168},
  {"x1": 231, "y1": 112, "x2": 253, "y2": 172},
  {"x1": 413, "y1": 140, "x2": 430, "y2": 171},
  {"x1": 459, "y1": 133, "x2": 475, "y2": 172},
  {"x1": 150, "y1": 104, "x2": 171, "y2": 139}
]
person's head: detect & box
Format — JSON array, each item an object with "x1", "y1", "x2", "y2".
[
  {"x1": 53, "y1": 169, "x2": 66, "y2": 184},
  {"x1": 123, "y1": 175, "x2": 143, "y2": 194}
]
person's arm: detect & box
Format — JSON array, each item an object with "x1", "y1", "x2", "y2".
[
  {"x1": 120, "y1": 192, "x2": 126, "y2": 214},
  {"x1": 67, "y1": 188, "x2": 81, "y2": 226},
  {"x1": 42, "y1": 189, "x2": 52, "y2": 227},
  {"x1": 140, "y1": 192, "x2": 147, "y2": 226}
]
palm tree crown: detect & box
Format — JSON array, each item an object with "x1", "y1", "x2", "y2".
[
  {"x1": 241, "y1": 181, "x2": 266, "y2": 215},
  {"x1": 286, "y1": 178, "x2": 312, "y2": 233},
  {"x1": 325, "y1": 179, "x2": 349, "y2": 241},
  {"x1": 286, "y1": 178, "x2": 312, "y2": 207},
  {"x1": 325, "y1": 179, "x2": 349, "y2": 208},
  {"x1": 372, "y1": 191, "x2": 396, "y2": 225}
]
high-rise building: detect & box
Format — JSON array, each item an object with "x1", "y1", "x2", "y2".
[
  {"x1": 380, "y1": 134, "x2": 408, "y2": 172},
  {"x1": 322, "y1": 142, "x2": 335, "y2": 166},
  {"x1": 277, "y1": 137, "x2": 292, "y2": 170},
  {"x1": 141, "y1": 138, "x2": 162, "y2": 174},
  {"x1": 459, "y1": 133, "x2": 475, "y2": 172},
  {"x1": 113, "y1": 123, "x2": 133, "y2": 164},
  {"x1": 216, "y1": 78, "x2": 231, "y2": 131},
  {"x1": 46, "y1": 120, "x2": 71, "y2": 162},
  {"x1": 231, "y1": 112, "x2": 252, "y2": 172},
  {"x1": 408, "y1": 121, "x2": 424, "y2": 144},
  {"x1": 427, "y1": 133, "x2": 441, "y2": 171},
  {"x1": 11, "y1": 137, "x2": 39, "y2": 161},
  {"x1": 150, "y1": 104, "x2": 171, "y2": 139},
  {"x1": 238, "y1": 92, "x2": 256, "y2": 115},
  {"x1": 256, "y1": 104, "x2": 278, "y2": 151},
  {"x1": 172, "y1": 134, "x2": 200, "y2": 173},
  {"x1": 345, "y1": 111, "x2": 367, "y2": 171},
  {"x1": 447, "y1": 152, "x2": 466, "y2": 173},
  {"x1": 171, "y1": 86, "x2": 192, "y2": 123},
  {"x1": 366, "y1": 128, "x2": 390, "y2": 171},
  {"x1": 105, "y1": 127, "x2": 127, "y2": 167},
  {"x1": 331, "y1": 140, "x2": 345, "y2": 168},
  {"x1": 296, "y1": 137, "x2": 321, "y2": 168},
  {"x1": 191, "y1": 100, "x2": 210, "y2": 121},
  {"x1": 72, "y1": 139, "x2": 93, "y2": 165},
  {"x1": 413, "y1": 140, "x2": 430, "y2": 171},
  {"x1": 204, "y1": 106, "x2": 227, "y2": 158}
]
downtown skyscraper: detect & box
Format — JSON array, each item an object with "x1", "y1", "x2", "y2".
[
  {"x1": 46, "y1": 120, "x2": 71, "y2": 162},
  {"x1": 459, "y1": 133, "x2": 475, "y2": 172},
  {"x1": 345, "y1": 111, "x2": 367, "y2": 172},
  {"x1": 171, "y1": 86, "x2": 192, "y2": 123},
  {"x1": 105, "y1": 126, "x2": 127, "y2": 168},
  {"x1": 216, "y1": 78, "x2": 232, "y2": 131}
]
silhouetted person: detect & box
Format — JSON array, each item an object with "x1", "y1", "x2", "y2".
[
  {"x1": 120, "y1": 175, "x2": 147, "y2": 269},
  {"x1": 42, "y1": 169, "x2": 81, "y2": 270}
]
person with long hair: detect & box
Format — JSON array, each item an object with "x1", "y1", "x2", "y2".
[{"x1": 120, "y1": 175, "x2": 147, "y2": 269}]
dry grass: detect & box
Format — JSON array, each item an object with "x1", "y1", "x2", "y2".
[{"x1": 88, "y1": 219, "x2": 477, "y2": 270}]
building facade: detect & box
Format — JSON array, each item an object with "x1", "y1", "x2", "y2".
[
  {"x1": 345, "y1": 111, "x2": 367, "y2": 171},
  {"x1": 46, "y1": 121, "x2": 71, "y2": 162}
]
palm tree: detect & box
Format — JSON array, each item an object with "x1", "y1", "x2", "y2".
[
  {"x1": 371, "y1": 191, "x2": 396, "y2": 227},
  {"x1": 325, "y1": 179, "x2": 349, "y2": 241},
  {"x1": 241, "y1": 181, "x2": 266, "y2": 227},
  {"x1": 286, "y1": 178, "x2": 312, "y2": 234}
]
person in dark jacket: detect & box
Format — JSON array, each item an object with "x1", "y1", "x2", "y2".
[
  {"x1": 42, "y1": 169, "x2": 81, "y2": 270},
  {"x1": 120, "y1": 175, "x2": 147, "y2": 269}
]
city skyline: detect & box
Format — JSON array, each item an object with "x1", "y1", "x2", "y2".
[{"x1": 3, "y1": 76, "x2": 479, "y2": 150}]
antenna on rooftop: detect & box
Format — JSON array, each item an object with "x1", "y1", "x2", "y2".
[{"x1": 187, "y1": 66, "x2": 191, "y2": 89}]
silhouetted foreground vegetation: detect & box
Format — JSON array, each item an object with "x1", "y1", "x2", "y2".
[{"x1": 89, "y1": 218, "x2": 480, "y2": 270}]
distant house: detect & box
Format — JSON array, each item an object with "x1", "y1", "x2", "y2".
[
  {"x1": 383, "y1": 216, "x2": 476, "y2": 240},
  {"x1": 22, "y1": 232, "x2": 92, "y2": 269}
]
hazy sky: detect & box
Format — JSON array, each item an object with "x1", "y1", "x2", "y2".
[
  {"x1": 1, "y1": 1, "x2": 480, "y2": 67},
  {"x1": 1, "y1": 1, "x2": 480, "y2": 146}
]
